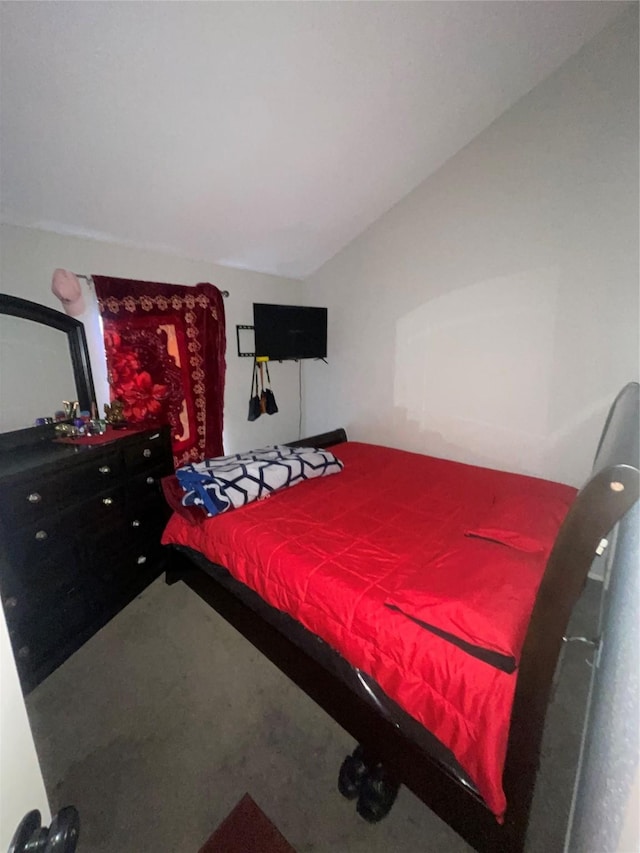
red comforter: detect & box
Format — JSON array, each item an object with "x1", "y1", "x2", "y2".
[{"x1": 162, "y1": 442, "x2": 576, "y2": 817}]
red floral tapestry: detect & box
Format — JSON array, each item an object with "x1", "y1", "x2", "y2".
[{"x1": 93, "y1": 277, "x2": 226, "y2": 467}]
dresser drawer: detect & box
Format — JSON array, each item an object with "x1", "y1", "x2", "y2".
[
  {"x1": 127, "y1": 501, "x2": 168, "y2": 540},
  {"x1": 95, "y1": 541, "x2": 164, "y2": 579},
  {"x1": 122, "y1": 431, "x2": 168, "y2": 472},
  {"x1": 93, "y1": 502, "x2": 166, "y2": 568},
  {"x1": 0, "y1": 473, "x2": 76, "y2": 530},
  {"x1": 79, "y1": 486, "x2": 127, "y2": 533},
  {"x1": 1, "y1": 540, "x2": 80, "y2": 596},
  {"x1": 127, "y1": 463, "x2": 171, "y2": 507},
  {"x1": 10, "y1": 582, "x2": 97, "y2": 669},
  {"x1": 0, "y1": 452, "x2": 124, "y2": 530},
  {"x1": 3, "y1": 555, "x2": 93, "y2": 660},
  {"x1": 92, "y1": 536, "x2": 166, "y2": 604},
  {"x1": 4, "y1": 511, "x2": 81, "y2": 573},
  {"x1": 4, "y1": 484, "x2": 125, "y2": 567}
]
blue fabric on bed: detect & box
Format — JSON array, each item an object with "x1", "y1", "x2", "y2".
[{"x1": 175, "y1": 445, "x2": 344, "y2": 517}]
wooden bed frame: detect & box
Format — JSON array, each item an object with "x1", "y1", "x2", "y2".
[{"x1": 165, "y1": 382, "x2": 639, "y2": 853}]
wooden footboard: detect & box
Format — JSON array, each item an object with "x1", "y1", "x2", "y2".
[{"x1": 502, "y1": 381, "x2": 639, "y2": 850}]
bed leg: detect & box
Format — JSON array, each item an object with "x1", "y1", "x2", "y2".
[
  {"x1": 164, "y1": 548, "x2": 196, "y2": 586},
  {"x1": 338, "y1": 744, "x2": 400, "y2": 823},
  {"x1": 164, "y1": 568, "x2": 182, "y2": 586}
]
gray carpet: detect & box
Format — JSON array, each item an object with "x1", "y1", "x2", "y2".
[{"x1": 25, "y1": 576, "x2": 602, "y2": 853}]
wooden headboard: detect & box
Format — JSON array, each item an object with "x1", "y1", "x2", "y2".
[{"x1": 285, "y1": 428, "x2": 347, "y2": 449}]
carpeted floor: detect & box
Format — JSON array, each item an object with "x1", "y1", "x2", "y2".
[{"x1": 25, "y1": 576, "x2": 602, "y2": 853}]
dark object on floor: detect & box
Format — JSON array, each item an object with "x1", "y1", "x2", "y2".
[
  {"x1": 9, "y1": 806, "x2": 79, "y2": 853},
  {"x1": 337, "y1": 742, "x2": 400, "y2": 821},
  {"x1": 198, "y1": 794, "x2": 296, "y2": 853},
  {"x1": 338, "y1": 744, "x2": 370, "y2": 800},
  {"x1": 356, "y1": 761, "x2": 400, "y2": 823}
]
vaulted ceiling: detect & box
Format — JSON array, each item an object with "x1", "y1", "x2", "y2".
[{"x1": 0, "y1": 1, "x2": 628, "y2": 278}]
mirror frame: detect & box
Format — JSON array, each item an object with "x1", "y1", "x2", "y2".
[{"x1": 0, "y1": 293, "x2": 97, "y2": 449}]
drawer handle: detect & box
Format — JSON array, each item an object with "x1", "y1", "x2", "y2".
[
  {"x1": 17, "y1": 645, "x2": 30, "y2": 659},
  {"x1": 131, "y1": 519, "x2": 141, "y2": 528},
  {"x1": 99, "y1": 465, "x2": 111, "y2": 474},
  {"x1": 146, "y1": 476, "x2": 155, "y2": 485},
  {"x1": 27, "y1": 492, "x2": 42, "y2": 503},
  {"x1": 102, "y1": 497, "x2": 114, "y2": 506},
  {"x1": 35, "y1": 530, "x2": 48, "y2": 541},
  {"x1": 137, "y1": 555, "x2": 147, "y2": 565},
  {"x1": 143, "y1": 448, "x2": 152, "y2": 458},
  {"x1": 4, "y1": 596, "x2": 17, "y2": 609}
]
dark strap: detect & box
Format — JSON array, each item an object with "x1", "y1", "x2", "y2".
[{"x1": 385, "y1": 604, "x2": 517, "y2": 673}]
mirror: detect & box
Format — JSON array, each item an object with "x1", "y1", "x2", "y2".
[
  {"x1": 0, "y1": 294, "x2": 96, "y2": 446},
  {"x1": 0, "y1": 314, "x2": 78, "y2": 432}
]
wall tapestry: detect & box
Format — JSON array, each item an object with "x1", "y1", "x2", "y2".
[{"x1": 93, "y1": 276, "x2": 226, "y2": 467}]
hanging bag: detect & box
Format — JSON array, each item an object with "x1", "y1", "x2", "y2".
[
  {"x1": 259, "y1": 362, "x2": 268, "y2": 414},
  {"x1": 264, "y1": 362, "x2": 278, "y2": 415},
  {"x1": 247, "y1": 361, "x2": 262, "y2": 421}
]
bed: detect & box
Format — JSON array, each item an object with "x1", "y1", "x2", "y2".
[{"x1": 161, "y1": 382, "x2": 639, "y2": 853}]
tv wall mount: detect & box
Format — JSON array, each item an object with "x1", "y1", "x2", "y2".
[
  {"x1": 236, "y1": 325, "x2": 255, "y2": 358},
  {"x1": 235, "y1": 323, "x2": 327, "y2": 362}
]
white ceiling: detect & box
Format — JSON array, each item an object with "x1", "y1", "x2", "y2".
[{"x1": 0, "y1": 1, "x2": 628, "y2": 279}]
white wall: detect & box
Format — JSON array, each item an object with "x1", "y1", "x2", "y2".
[
  {"x1": 303, "y1": 8, "x2": 639, "y2": 487},
  {"x1": 0, "y1": 224, "x2": 305, "y2": 453},
  {"x1": 0, "y1": 609, "x2": 50, "y2": 848}
]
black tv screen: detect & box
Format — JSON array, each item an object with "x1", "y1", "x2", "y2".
[{"x1": 253, "y1": 303, "x2": 327, "y2": 360}]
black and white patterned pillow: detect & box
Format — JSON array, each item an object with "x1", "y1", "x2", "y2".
[{"x1": 176, "y1": 445, "x2": 343, "y2": 517}]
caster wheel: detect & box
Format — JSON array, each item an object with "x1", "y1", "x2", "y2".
[
  {"x1": 9, "y1": 811, "x2": 43, "y2": 853},
  {"x1": 356, "y1": 764, "x2": 400, "y2": 823},
  {"x1": 8, "y1": 807, "x2": 80, "y2": 853},
  {"x1": 338, "y1": 745, "x2": 369, "y2": 800},
  {"x1": 45, "y1": 806, "x2": 80, "y2": 853}
]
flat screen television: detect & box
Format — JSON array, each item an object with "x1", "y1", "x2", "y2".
[{"x1": 253, "y1": 303, "x2": 327, "y2": 361}]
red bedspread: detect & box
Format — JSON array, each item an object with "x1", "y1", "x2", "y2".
[{"x1": 162, "y1": 442, "x2": 576, "y2": 817}]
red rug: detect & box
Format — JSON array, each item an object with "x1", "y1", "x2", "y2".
[{"x1": 199, "y1": 794, "x2": 296, "y2": 853}]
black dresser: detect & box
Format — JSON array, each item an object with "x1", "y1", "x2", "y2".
[{"x1": 0, "y1": 425, "x2": 174, "y2": 693}]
